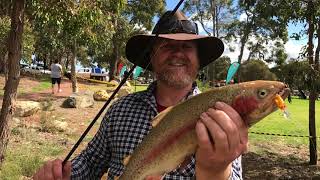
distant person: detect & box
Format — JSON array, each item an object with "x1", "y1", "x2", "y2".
[{"x1": 50, "y1": 60, "x2": 63, "y2": 94}]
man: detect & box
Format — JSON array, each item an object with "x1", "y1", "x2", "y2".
[
  {"x1": 33, "y1": 10, "x2": 248, "y2": 180},
  {"x1": 50, "y1": 59, "x2": 63, "y2": 94}
]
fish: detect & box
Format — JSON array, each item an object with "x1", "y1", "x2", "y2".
[{"x1": 118, "y1": 80, "x2": 290, "y2": 180}]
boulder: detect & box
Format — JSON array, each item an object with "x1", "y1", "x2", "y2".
[
  {"x1": 53, "y1": 120, "x2": 68, "y2": 131},
  {"x1": 15, "y1": 101, "x2": 41, "y2": 117},
  {"x1": 109, "y1": 80, "x2": 119, "y2": 87},
  {"x1": 117, "y1": 86, "x2": 133, "y2": 97},
  {"x1": 93, "y1": 90, "x2": 110, "y2": 101},
  {"x1": 62, "y1": 92, "x2": 94, "y2": 108}
]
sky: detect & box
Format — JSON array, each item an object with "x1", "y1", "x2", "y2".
[{"x1": 164, "y1": 0, "x2": 312, "y2": 63}]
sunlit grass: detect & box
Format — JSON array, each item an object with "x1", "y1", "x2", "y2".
[{"x1": 249, "y1": 98, "x2": 320, "y2": 147}]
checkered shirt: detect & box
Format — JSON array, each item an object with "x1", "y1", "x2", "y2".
[{"x1": 71, "y1": 81, "x2": 243, "y2": 179}]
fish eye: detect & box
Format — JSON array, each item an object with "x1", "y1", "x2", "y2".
[{"x1": 258, "y1": 89, "x2": 268, "y2": 98}]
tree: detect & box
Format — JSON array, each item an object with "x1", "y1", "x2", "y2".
[
  {"x1": 240, "y1": 59, "x2": 276, "y2": 81},
  {"x1": 0, "y1": 16, "x2": 10, "y2": 74},
  {"x1": 225, "y1": 0, "x2": 288, "y2": 81},
  {"x1": 183, "y1": 0, "x2": 236, "y2": 84},
  {"x1": 0, "y1": 0, "x2": 25, "y2": 165}
]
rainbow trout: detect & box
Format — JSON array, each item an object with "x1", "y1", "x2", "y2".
[{"x1": 119, "y1": 80, "x2": 290, "y2": 180}]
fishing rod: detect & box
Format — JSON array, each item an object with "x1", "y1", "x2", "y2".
[{"x1": 62, "y1": 0, "x2": 186, "y2": 165}]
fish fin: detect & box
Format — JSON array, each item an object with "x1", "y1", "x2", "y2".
[
  {"x1": 123, "y1": 155, "x2": 131, "y2": 166},
  {"x1": 114, "y1": 176, "x2": 119, "y2": 180},
  {"x1": 151, "y1": 106, "x2": 173, "y2": 127}
]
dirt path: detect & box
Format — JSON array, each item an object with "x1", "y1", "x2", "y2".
[{"x1": 18, "y1": 79, "x2": 83, "y2": 101}]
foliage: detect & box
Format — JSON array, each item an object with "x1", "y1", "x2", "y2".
[
  {"x1": 211, "y1": 56, "x2": 231, "y2": 80},
  {"x1": 240, "y1": 59, "x2": 277, "y2": 81}
]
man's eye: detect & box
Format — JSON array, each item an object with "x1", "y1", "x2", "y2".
[{"x1": 160, "y1": 44, "x2": 173, "y2": 50}]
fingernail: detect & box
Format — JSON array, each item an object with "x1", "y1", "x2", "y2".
[
  {"x1": 215, "y1": 101, "x2": 224, "y2": 108},
  {"x1": 200, "y1": 112, "x2": 208, "y2": 120}
]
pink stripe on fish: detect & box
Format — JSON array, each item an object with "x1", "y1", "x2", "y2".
[{"x1": 141, "y1": 122, "x2": 197, "y2": 165}]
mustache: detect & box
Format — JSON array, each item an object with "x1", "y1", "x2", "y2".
[{"x1": 165, "y1": 58, "x2": 191, "y2": 65}]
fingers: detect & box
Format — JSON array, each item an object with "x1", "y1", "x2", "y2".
[
  {"x1": 195, "y1": 120, "x2": 214, "y2": 153},
  {"x1": 199, "y1": 112, "x2": 229, "y2": 154},
  {"x1": 215, "y1": 102, "x2": 248, "y2": 147},
  {"x1": 52, "y1": 159, "x2": 63, "y2": 179},
  {"x1": 199, "y1": 102, "x2": 249, "y2": 154},
  {"x1": 33, "y1": 159, "x2": 71, "y2": 180},
  {"x1": 63, "y1": 161, "x2": 72, "y2": 180}
]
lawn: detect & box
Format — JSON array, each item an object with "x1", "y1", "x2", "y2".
[{"x1": 249, "y1": 97, "x2": 320, "y2": 147}]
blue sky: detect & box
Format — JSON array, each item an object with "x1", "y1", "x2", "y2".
[{"x1": 164, "y1": 0, "x2": 312, "y2": 62}]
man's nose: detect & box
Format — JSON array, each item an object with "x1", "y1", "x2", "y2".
[{"x1": 170, "y1": 45, "x2": 186, "y2": 54}]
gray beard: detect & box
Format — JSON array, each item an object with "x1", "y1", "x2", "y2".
[{"x1": 155, "y1": 69, "x2": 197, "y2": 89}]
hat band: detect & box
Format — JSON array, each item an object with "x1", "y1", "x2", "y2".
[{"x1": 153, "y1": 20, "x2": 199, "y2": 35}]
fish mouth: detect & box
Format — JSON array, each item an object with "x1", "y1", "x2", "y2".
[{"x1": 278, "y1": 84, "x2": 290, "y2": 100}]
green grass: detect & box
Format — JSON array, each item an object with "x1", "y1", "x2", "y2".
[
  {"x1": 249, "y1": 98, "x2": 320, "y2": 147},
  {"x1": 133, "y1": 84, "x2": 148, "y2": 92},
  {"x1": 31, "y1": 77, "x2": 52, "y2": 93},
  {"x1": 0, "y1": 143, "x2": 63, "y2": 179},
  {"x1": 0, "y1": 129, "x2": 64, "y2": 179}
]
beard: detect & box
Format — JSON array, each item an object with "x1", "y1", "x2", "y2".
[{"x1": 154, "y1": 59, "x2": 199, "y2": 89}]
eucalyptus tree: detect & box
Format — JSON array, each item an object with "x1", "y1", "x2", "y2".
[
  {"x1": 276, "y1": 0, "x2": 320, "y2": 165},
  {"x1": 240, "y1": 59, "x2": 276, "y2": 81},
  {"x1": 225, "y1": 0, "x2": 288, "y2": 81},
  {"x1": 0, "y1": 16, "x2": 10, "y2": 74},
  {"x1": 183, "y1": 0, "x2": 235, "y2": 83},
  {"x1": 0, "y1": 0, "x2": 25, "y2": 165},
  {"x1": 101, "y1": 0, "x2": 165, "y2": 81}
]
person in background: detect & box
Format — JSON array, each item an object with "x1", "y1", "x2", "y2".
[
  {"x1": 50, "y1": 59, "x2": 63, "y2": 94},
  {"x1": 33, "y1": 10, "x2": 247, "y2": 180}
]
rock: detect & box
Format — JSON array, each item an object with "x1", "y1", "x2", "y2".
[
  {"x1": 117, "y1": 86, "x2": 133, "y2": 97},
  {"x1": 41, "y1": 100, "x2": 55, "y2": 111},
  {"x1": 93, "y1": 90, "x2": 110, "y2": 101},
  {"x1": 109, "y1": 80, "x2": 119, "y2": 87},
  {"x1": 62, "y1": 92, "x2": 94, "y2": 108},
  {"x1": 15, "y1": 101, "x2": 41, "y2": 117},
  {"x1": 125, "y1": 81, "x2": 132, "y2": 87},
  {"x1": 62, "y1": 97, "x2": 77, "y2": 108},
  {"x1": 53, "y1": 120, "x2": 68, "y2": 131}
]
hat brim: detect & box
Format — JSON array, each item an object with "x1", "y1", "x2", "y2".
[{"x1": 125, "y1": 33, "x2": 224, "y2": 70}]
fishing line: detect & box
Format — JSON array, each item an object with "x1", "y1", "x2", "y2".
[{"x1": 62, "y1": 0, "x2": 186, "y2": 166}]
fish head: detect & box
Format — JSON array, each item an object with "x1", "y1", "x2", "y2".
[{"x1": 231, "y1": 81, "x2": 290, "y2": 127}]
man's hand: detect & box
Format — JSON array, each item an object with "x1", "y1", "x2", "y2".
[
  {"x1": 195, "y1": 102, "x2": 248, "y2": 180},
  {"x1": 33, "y1": 159, "x2": 71, "y2": 180}
]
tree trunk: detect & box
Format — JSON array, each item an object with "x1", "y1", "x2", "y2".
[
  {"x1": 306, "y1": 0, "x2": 317, "y2": 165},
  {"x1": 0, "y1": 0, "x2": 25, "y2": 165},
  {"x1": 0, "y1": 51, "x2": 6, "y2": 74},
  {"x1": 206, "y1": 0, "x2": 216, "y2": 86},
  {"x1": 71, "y1": 40, "x2": 78, "y2": 93},
  {"x1": 109, "y1": 18, "x2": 119, "y2": 81}
]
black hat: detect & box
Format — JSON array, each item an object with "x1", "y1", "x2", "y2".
[{"x1": 125, "y1": 10, "x2": 224, "y2": 70}]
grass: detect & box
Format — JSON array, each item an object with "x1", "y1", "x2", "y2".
[
  {"x1": 0, "y1": 129, "x2": 64, "y2": 179},
  {"x1": 249, "y1": 97, "x2": 320, "y2": 147},
  {"x1": 30, "y1": 77, "x2": 52, "y2": 93}
]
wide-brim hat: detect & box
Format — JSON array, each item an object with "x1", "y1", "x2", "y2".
[{"x1": 125, "y1": 10, "x2": 224, "y2": 70}]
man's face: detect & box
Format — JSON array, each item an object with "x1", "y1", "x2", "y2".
[{"x1": 151, "y1": 39, "x2": 199, "y2": 89}]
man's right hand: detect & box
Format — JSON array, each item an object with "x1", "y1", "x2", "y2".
[{"x1": 33, "y1": 159, "x2": 71, "y2": 180}]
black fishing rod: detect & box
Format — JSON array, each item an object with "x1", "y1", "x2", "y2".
[{"x1": 62, "y1": 0, "x2": 186, "y2": 165}]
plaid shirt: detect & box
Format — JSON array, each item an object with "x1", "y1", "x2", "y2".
[{"x1": 71, "y1": 82, "x2": 242, "y2": 179}]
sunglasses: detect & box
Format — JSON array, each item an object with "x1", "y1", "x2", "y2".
[{"x1": 153, "y1": 19, "x2": 199, "y2": 35}]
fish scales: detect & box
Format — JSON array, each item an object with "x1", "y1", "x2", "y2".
[{"x1": 119, "y1": 80, "x2": 289, "y2": 180}]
